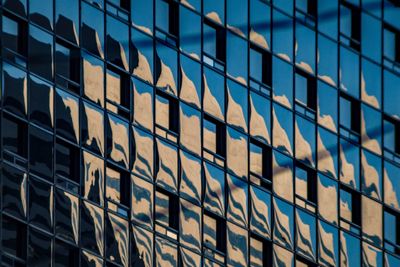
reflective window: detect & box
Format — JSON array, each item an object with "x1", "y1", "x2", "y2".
[
  {"x1": 204, "y1": 0, "x2": 225, "y2": 25},
  {"x1": 155, "y1": 138, "x2": 178, "y2": 193},
  {"x1": 106, "y1": 114, "x2": 129, "y2": 168},
  {"x1": 81, "y1": 200, "x2": 104, "y2": 256},
  {"x1": 132, "y1": 126, "x2": 154, "y2": 181},
  {"x1": 203, "y1": 20, "x2": 226, "y2": 70},
  {"x1": 340, "y1": 138, "x2": 360, "y2": 189},
  {"x1": 106, "y1": 163, "x2": 130, "y2": 210},
  {"x1": 2, "y1": 113, "x2": 28, "y2": 161},
  {"x1": 273, "y1": 104, "x2": 293, "y2": 156},
  {"x1": 180, "y1": 54, "x2": 202, "y2": 108},
  {"x1": 361, "y1": 149, "x2": 382, "y2": 201},
  {"x1": 273, "y1": 56, "x2": 293, "y2": 109},
  {"x1": 227, "y1": 222, "x2": 248, "y2": 266},
  {"x1": 384, "y1": 209, "x2": 400, "y2": 254},
  {"x1": 106, "y1": 15, "x2": 129, "y2": 70},
  {"x1": 83, "y1": 51, "x2": 104, "y2": 107},
  {"x1": 56, "y1": 88, "x2": 80, "y2": 143},
  {"x1": 250, "y1": 46, "x2": 272, "y2": 93},
  {"x1": 203, "y1": 211, "x2": 226, "y2": 259},
  {"x1": 384, "y1": 69, "x2": 400, "y2": 118},
  {"x1": 29, "y1": 125, "x2": 53, "y2": 181},
  {"x1": 295, "y1": 22, "x2": 316, "y2": 74},
  {"x1": 227, "y1": 32, "x2": 247, "y2": 85},
  {"x1": 28, "y1": 222, "x2": 51, "y2": 266},
  {"x1": 82, "y1": 101, "x2": 104, "y2": 156},
  {"x1": 340, "y1": 187, "x2": 361, "y2": 233},
  {"x1": 384, "y1": 0, "x2": 400, "y2": 30},
  {"x1": 2, "y1": 215, "x2": 27, "y2": 260},
  {"x1": 82, "y1": 151, "x2": 104, "y2": 206},
  {"x1": 227, "y1": 174, "x2": 248, "y2": 227},
  {"x1": 295, "y1": 209, "x2": 317, "y2": 261},
  {"x1": 273, "y1": 10, "x2": 293, "y2": 62},
  {"x1": 318, "y1": 220, "x2": 339, "y2": 266},
  {"x1": 55, "y1": 40, "x2": 80, "y2": 93},
  {"x1": 273, "y1": 197, "x2": 294, "y2": 250},
  {"x1": 105, "y1": 212, "x2": 128, "y2": 266},
  {"x1": 340, "y1": 46, "x2": 360, "y2": 98},
  {"x1": 106, "y1": 65, "x2": 130, "y2": 119},
  {"x1": 2, "y1": 13, "x2": 28, "y2": 60},
  {"x1": 155, "y1": 42, "x2": 178, "y2": 95},
  {"x1": 250, "y1": 0, "x2": 271, "y2": 49},
  {"x1": 82, "y1": 2, "x2": 104, "y2": 58},
  {"x1": 296, "y1": 0, "x2": 317, "y2": 27},
  {"x1": 2, "y1": 164, "x2": 27, "y2": 220},
  {"x1": 384, "y1": 160, "x2": 400, "y2": 211},
  {"x1": 133, "y1": 77, "x2": 154, "y2": 131},
  {"x1": 180, "y1": 150, "x2": 202, "y2": 205},
  {"x1": 362, "y1": 13, "x2": 382, "y2": 62},
  {"x1": 340, "y1": 2, "x2": 361, "y2": 51},
  {"x1": 273, "y1": 150, "x2": 293, "y2": 202},
  {"x1": 362, "y1": 196, "x2": 382, "y2": 246},
  {"x1": 295, "y1": 164, "x2": 317, "y2": 211},
  {"x1": 156, "y1": 92, "x2": 179, "y2": 139},
  {"x1": 227, "y1": 79, "x2": 248, "y2": 132},
  {"x1": 56, "y1": 0, "x2": 79, "y2": 44},
  {"x1": 295, "y1": 115, "x2": 316, "y2": 167},
  {"x1": 180, "y1": 102, "x2": 201, "y2": 155},
  {"x1": 156, "y1": 0, "x2": 179, "y2": 41},
  {"x1": 250, "y1": 92, "x2": 271, "y2": 145},
  {"x1": 361, "y1": 58, "x2": 381, "y2": 109},
  {"x1": 295, "y1": 70, "x2": 317, "y2": 119},
  {"x1": 3, "y1": 0, "x2": 27, "y2": 17},
  {"x1": 250, "y1": 186, "x2": 272, "y2": 238},
  {"x1": 318, "y1": 0, "x2": 338, "y2": 39},
  {"x1": 361, "y1": 104, "x2": 382, "y2": 154},
  {"x1": 318, "y1": 34, "x2": 338, "y2": 86},
  {"x1": 180, "y1": 6, "x2": 201, "y2": 59},
  {"x1": 318, "y1": 173, "x2": 338, "y2": 224},
  {"x1": 203, "y1": 67, "x2": 225, "y2": 120},
  {"x1": 155, "y1": 189, "x2": 179, "y2": 235},
  {"x1": 54, "y1": 240, "x2": 79, "y2": 266},
  {"x1": 3, "y1": 63, "x2": 27, "y2": 118},
  {"x1": 250, "y1": 236, "x2": 272, "y2": 266},
  {"x1": 250, "y1": 140, "x2": 272, "y2": 189},
  {"x1": 29, "y1": 24, "x2": 53, "y2": 80},
  {"x1": 340, "y1": 93, "x2": 361, "y2": 141},
  {"x1": 317, "y1": 81, "x2": 338, "y2": 132},
  {"x1": 55, "y1": 189, "x2": 79, "y2": 244},
  {"x1": 318, "y1": 127, "x2": 338, "y2": 179},
  {"x1": 132, "y1": 0, "x2": 153, "y2": 35},
  {"x1": 383, "y1": 24, "x2": 400, "y2": 68},
  {"x1": 227, "y1": 0, "x2": 247, "y2": 37},
  {"x1": 29, "y1": 177, "x2": 52, "y2": 232},
  {"x1": 204, "y1": 162, "x2": 225, "y2": 216},
  {"x1": 55, "y1": 138, "x2": 80, "y2": 185},
  {"x1": 340, "y1": 231, "x2": 361, "y2": 267},
  {"x1": 203, "y1": 115, "x2": 226, "y2": 165},
  {"x1": 384, "y1": 116, "x2": 400, "y2": 156},
  {"x1": 180, "y1": 199, "x2": 202, "y2": 252}
]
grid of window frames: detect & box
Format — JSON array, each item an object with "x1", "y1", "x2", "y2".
[{"x1": 0, "y1": 0, "x2": 400, "y2": 266}]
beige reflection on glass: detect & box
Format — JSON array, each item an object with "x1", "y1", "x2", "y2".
[
  {"x1": 60, "y1": 92, "x2": 80, "y2": 143},
  {"x1": 340, "y1": 143, "x2": 357, "y2": 188},
  {"x1": 180, "y1": 150, "x2": 202, "y2": 204},
  {"x1": 83, "y1": 56, "x2": 104, "y2": 107},
  {"x1": 156, "y1": 60, "x2": 177, "y2": 96},
  {"x1": 273, "y1": 244, "x2": 293, "y2": 266},
  {"x1": 132, "y1": 127, "x2": 153, "y2": 181},
  {"x1": 64, "y1": 191, "x2": 79, "y2": 245},
  {"x1": 180, "y1": 65, "x2": 200, "y2": 108},
  {"x1": 361, "y1": 70, "x2": 380, "y2": 109},
  {"x1": 203, "y1": 74, "x2": 224, "y2": 121},
  {"x1": 295, "y1": 120, "x2": 315, "y2": 167},
  {"x1": 227, "y1": 129, "x2": 248, "y2": 179},
  {"x1": 108, "y1": 116, "x2": 129, "y2": 168},
  {"x1": 83, "y1": 103, "x2": 104, "y2": 155},
  {"x1": 384, "y1": 162, "x2": 400, "y2": 211},
  {"x1": 250, "y1": 187, "x2": 271, "y2": 238},
  {"x1": 108, "y1": 213, "x2": 129, "y2": 267},
  {"x1": 132, "y1": 225, "x2": 153, "y2": 267},
  {"x1": 362, "y1": 242, "x2": 381, "y2": 267},
  {"x1": 155, "y1": 95, "x2": 170, "y2": 130},
  {"x1": 21, "y1": 173, "x2": 27, "y2": 218},
  {"x1": 295, "y1": 210, "x2": 315, "y2": 260},
  {"x1": 180, "y1": 105, "x2": 201, "y2": 156},
  {"x1": 83, "y1": 151, "x2": 104, "y2": 206},
  {"x1": 361, "y1": 150, "x2": 381, "y2": 200},
  {"x1": 317, "y1": 129, "x2": 337, "y2": 179},
  {"x1": 361, "y1": 107, "x2": 382, "y2": 155},
  {"x1": 82, "y1": 250, "x2": 103, "y2": 267},
  {"x1": 227, "y1": 222, "x2": 248, "y2": 267},
  {"x1": 180, "y1": 200, "x2": 201, "y2": 252},
  {"x1": 84, "y1": 201, "x2": 104, "y2": 256},
  {"x1": 318, "y1": 176, "x2": 338, "y2": 225},
  {"x1": 273, "y1": 199, "x2": 293, "y2": 249},
  {"x1": 131, "y1": 176, "x2": 153, "y2": 229},
  {"x1": 156, "y1": 139, "x2": 178, "y2": 192},
  {"x1": 272, "y1": 108, "x2": 293, "y2": 156},
  {"x1": 106, "y1": 69, "x2": 124, "y2": 113},
  {"x1": 250, "y1": 95, "x2": 270, "y2": 144},
  {"x1": 273, "y1": 153, "x2": 293, "y2": 202},
  {"x1": 227, "y1": 84, "x2": 247, "y2": 133},
  {"x1": 250, "y1": 29, "x2": 269, "y2": 50},
  {"x1": 156, "y1": 236, "x2": 178, "y2": 266},
  {"x1": 362, "y1": 196, "x2": 382, "y2": 246},
  {"x1": 180, "y1": 247, "x2": 201, "y2": 267},
  {"x1": 227, "y1": 175, "x2": 247, "y2": 227},
  {"x1": 132, "y1": 48, "x2": 153, "y2": 85},
  {"x1": 133, "y1": 83, "x2": 153, "y2": 132},
  {"x1": 318, "y1": 221, "x2": 337, "y2": 266},
  {"x1": 204, "y1": 163, "x2": 225, "y2": 216}
]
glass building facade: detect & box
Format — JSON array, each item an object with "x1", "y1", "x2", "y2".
[{"x1": 0, "y1": 0, "x2": 400, "y2": 266}]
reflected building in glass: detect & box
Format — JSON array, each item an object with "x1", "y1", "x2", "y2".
[{"x1": 0, "y1": 0, "x2": 400, "y2": 266}]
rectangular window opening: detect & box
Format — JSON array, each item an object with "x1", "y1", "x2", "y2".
[
  {"x1": 55, "y1": 39, "x2": 81, "y2": 93},
  {"x1": 295, "y1": 163, "x2": 317, "y2": 212},
  {"x1": 340, "y1": 93, "x2": 361, "y2": 141},
  {"x1": 2, "y1": 12, "x2": 28, "y2": 62},
  {"x1": 250, "y1": 235, "x2": 273, "y2": 267},
  {"x1": 106, "y1": 163, "x2": 130, "y2": 210},
  {"x1": 250, "y1": 139, "x2": 272, "y2": 191},
  {"x1": 295, "y1": 69, "x2": 317, "y2": 118},
  {"x1": 203, "y1": 20, "x2": 226, "y2": 69},
  {"x1": 56, "y1": 138, "x2": 80, "y2": 186},
  {"x1": 155, "y1": 91, "x2": 179, "y2": 137},
  {"x1": 106, "y1": 65, "x2": 131, "y2": 119},
  {"x1": 340, "y1": 3, "x2": 361, "y2": 51},
  {"x1": 155, "y1": 188, "x2": 179, "y2": 238},
  {"x1": 204, "y1": 115, "x2": 226, "y2": 162},
  {"x1": 204, "y1": 211, "x2": 226, "y2": 257}
]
